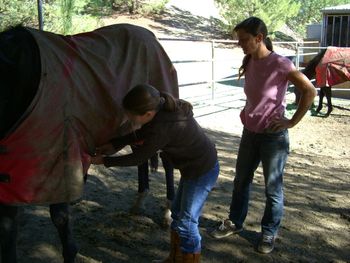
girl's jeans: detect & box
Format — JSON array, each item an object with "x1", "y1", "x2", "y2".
[
  {"x1": 229, "y1": 128, "x2": 289, "y2": 237},
  {"x1": 171, "y1": 160, "x2": 219, "y2": 253}
]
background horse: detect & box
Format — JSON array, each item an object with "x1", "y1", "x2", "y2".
[
  {"x1": 300, "y1": 47, "x2": 350, "y2": 116},
  {"x1": 0, "y1": 23, "x2": 178, "y2": 262}
]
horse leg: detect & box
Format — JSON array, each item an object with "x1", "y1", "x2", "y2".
[
  {"x1": 150, "y1": 152, "x2": 159, "y2": 173},
  {"x1": 49, "y1": 203, "x2": 78, "y2": 263},
  {"x1": 324, "y1": 87, "x2": 333, "y2": 116},
  {"x1": 130, "y1": 160, "x2": 149, "y2": 214},
  {"x1": 0, "y1": 204, "x2": 18, "y2": 263},
  {"x1": 316, "y1": 88, "x2": 325, "y2": 113},
  {"x1": 160, "y1": 153, "x2": 175, "y2": 227}
]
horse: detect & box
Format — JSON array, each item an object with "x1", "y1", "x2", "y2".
[
  {"x1": 300, "y1": 47, "x2": 350, "y2": 116},
  {"x1": 0, "y1": 23, "x2": 178, "y2": 262}
]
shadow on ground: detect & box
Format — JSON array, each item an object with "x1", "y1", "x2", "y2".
[{"x1": 15, "y1": 126, "x2": 350, "y2": 263}]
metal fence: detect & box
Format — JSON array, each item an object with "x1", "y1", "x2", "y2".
[{"x1": 158, "y1": 37, "x2": 320, "y2": 100}]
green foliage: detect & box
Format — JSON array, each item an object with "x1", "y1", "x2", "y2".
[
  {"x1": 0, "y1": 0, "x2": 101, "y2": 34},
  {"x1": 0, "y1": 0, "x2": 38, "y2": 30},
  {"x1": 110, "y1": 0, "x2": 169, "y2": 15},
  {"x1": 84, "y1": 0, "x2": 115, "y2": 16},
  {"x1": 61, "y1": 0, "x2": 74, "y2": 34},
  {"x1": 214, "y1": 0, "x2": 300, "y2": 37},
  {"x1": 287, "y1": 0, "x2": 350, "y2": 37},
  {"x1": 0, "y1": 0, "x2": 176, "y2": 34},
  {"x1": 140, "y1": 0, "x2": 169, "y2": 15},
  {"x1": 1, "y1": 0, "x2": 348, "y2": 40}
]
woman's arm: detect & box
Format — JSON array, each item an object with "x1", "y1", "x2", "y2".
[
  {"x1": 92, "y1": 125, "x2": 170, "y2": 168},
  {"x1": 93, "y1": 132, "x2": 137, "y2": 156},
  {"x1": 90, "y1": 138, "x2": 160, "y2": 167},
  {"x1": 109, "y1": 132, "x2": 137, "y2": 149},
  {"x1": 269, "y1": 70, "x2": 317, "y2": 131}
]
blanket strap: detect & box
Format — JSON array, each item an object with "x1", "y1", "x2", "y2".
[
  {"x1": 0, "y1": 145, "x2": 7, "y2": 154},
  {"x1": 0, "y1": 173, "x2": 10, "y2": 183}
]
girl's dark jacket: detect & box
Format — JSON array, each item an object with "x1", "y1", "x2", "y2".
[{"x1": 104, "y1": 101, "x2": 218, "y2": 179}]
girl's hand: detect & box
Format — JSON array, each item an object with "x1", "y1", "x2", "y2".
[
  {"x1": 268, "y1": 117, "x2": 294, "y2": 132},
  {"x1": 90, "y1": 154, "x2": 104, "y2": 165},
  {"x1": 96, "y1": 143, "x2": 116, "y2": 155}
]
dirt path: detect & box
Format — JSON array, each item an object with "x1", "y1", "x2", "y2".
[{"x1": 15, "y1": 95, "x2": 350, "y2": 263}]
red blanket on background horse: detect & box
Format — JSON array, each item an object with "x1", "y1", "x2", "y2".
[
  {"x1": 316, "y1": 47, "x2": 350, "y2": 87},
  {"x1": 0, "y1": 24, "x2": 178, "y2": 205}
]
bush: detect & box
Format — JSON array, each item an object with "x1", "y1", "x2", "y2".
[
  {"x1": 140, "y1": 0, "x2": 169, "y2": 15},
  {"x1": 0, "y1": 0, "x2": 38, "y2": 30}
]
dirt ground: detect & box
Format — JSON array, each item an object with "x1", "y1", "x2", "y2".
[
  {"x1": 9, "y1": 9, "x2": 350, "y2": 263},
  {"x1": 14, "y1": 94, "x2": 350, "y2": 263}
]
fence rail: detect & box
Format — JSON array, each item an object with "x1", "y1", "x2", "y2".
[{"x1": 158, "y1": 38, "x2": 322, "y2": 99}]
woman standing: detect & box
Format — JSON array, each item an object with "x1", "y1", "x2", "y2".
[
  {"x1": 210, "y1": 17, "x2": 316, "y2": 254},
  {"x1": 91, "y1": 84, "x2": 219, "y2": 262}
]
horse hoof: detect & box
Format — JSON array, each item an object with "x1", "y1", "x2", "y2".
[
  {"x1": 325, "y1": 109, "x2": 333, "y2": 117},
  {"x1": 63, "y1": 242, "x2": 79, "y2": 263},
  {"x1": 162, "y1": 208, "x2": 172, "y2": 228},
  {"x1": 129, "y1": 205, "x2": 146, "y2": 215},
  {"x1": 129, "y1": 191, "x2": 148, "y2": 214}
]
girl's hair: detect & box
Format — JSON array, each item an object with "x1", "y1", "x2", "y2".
[
  {"x1": 123, "y1": 84, "x2": 192, "y2": 115},
  {"x1": 234, "y1": 17, "x2": 273, "y2": 78}
]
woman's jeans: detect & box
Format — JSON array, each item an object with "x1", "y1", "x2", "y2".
[
  {"x1": 171, "y1": 160, "x2": 219, "y2": 253},
  {"x1": 229, "y1": 128, "x2": 289, "y2": 237}
]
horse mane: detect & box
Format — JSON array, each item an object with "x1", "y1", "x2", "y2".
[
  {"x1": 302, "y1": 49, "x2": 327, "y2": 79},
  {"x1": 0, "y1": 24, "x2": 41, "y2": 139},
  {"x1": 0, "y1": 25, "x2": 22, "y2": 65}
]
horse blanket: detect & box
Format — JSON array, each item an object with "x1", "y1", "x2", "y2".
[
  {"x1": 316, "y1": 47, "x2": 350, "y2": 87},
  {"x1": 0, "y1": 24, "x2": 178, "y2": 205}
]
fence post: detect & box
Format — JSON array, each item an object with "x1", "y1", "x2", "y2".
[
  {"x1": 37, "y1": 0, "x2": 44, "y2": 30},
  {"x1": 295, "y1": 43, "x2": 300, "y2": 70},
  {"x1": 211, "y1": 40, "x2": 215, "y2": 100}
]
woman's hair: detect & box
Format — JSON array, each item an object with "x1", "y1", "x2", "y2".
[
  {"x1": 234, "y1": 17, "x2": 273, "y2": 78},
  {"x1": 123, "y1": 84, "x2": 192, "y2": 115}
]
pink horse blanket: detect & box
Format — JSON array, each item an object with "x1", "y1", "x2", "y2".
[
  {"x1": 0, "y1": 24, "x2": 178, "y2": 205},
  {"x1": 316, "y1": 47, "x2": 350, "y2": 87}
]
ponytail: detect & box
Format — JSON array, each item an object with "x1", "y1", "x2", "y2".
[
  {"x1": 238, "y1": 55, "x2": 251, "y2": 79},
  {"x1": 160, "y1": 92, "x2": 193, "y2": 113},
  {"x1": 265, "y1": 37, "x2": 273, "y2": 52},
  {"x1": 160, "y1": 92, "x2": 177, "y2": 111}
]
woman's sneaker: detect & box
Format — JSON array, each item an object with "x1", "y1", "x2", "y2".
[
  {"x1": 257, "y1": 234, "x2": 275, "y2": 254},
  {"x1": 209, "y1": 219, "x2": 243, "y2": 239}
]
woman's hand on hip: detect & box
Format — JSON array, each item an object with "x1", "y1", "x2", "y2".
[{"x1": 268, "y1": 117, "x2": 294, "y2": 132}]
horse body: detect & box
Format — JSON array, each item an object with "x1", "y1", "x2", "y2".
[
  {"x1": 0, "y1": 23, "x2": 178, "y2": 205},
  {"x1": 302, "y1": 47, "x2": 350, "y2": 116},
  {"x1": 0, "y1": 23, "x2": 178, "y2": 262}
]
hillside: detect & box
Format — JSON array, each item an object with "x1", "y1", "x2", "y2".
[{"x1": 101, "y1": 6, "x2": 230, "y2": 40}]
